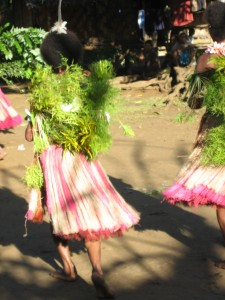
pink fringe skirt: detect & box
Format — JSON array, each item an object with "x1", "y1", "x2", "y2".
[
  {"x1": 163, "y1": 145, "x2": 225, "y2": 207},
  {"x1": 38, "y1": 145, "x2": 140, "y2": 240},
  {"x1": 0, "y1": 88, "x2": 22, "y2": 130}
]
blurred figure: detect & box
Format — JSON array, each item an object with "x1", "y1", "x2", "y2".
[
  {"x1": 163, "y1": 1, "x2": 225, "y2": 269},
  {"x1": 143, "y1": 40, "x2": 160, "y2": 78},
  {"x1": 0, "y1": 88, "x2": 22, "y2": 159},
  {"x1": 170, "y1": 31, "x2": 195, "y2": 67}
]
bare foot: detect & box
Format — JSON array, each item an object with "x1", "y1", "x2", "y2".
[
  {"x1": 91, "y1": 272, "x2": 115, "y2": 299},
  {"x1": 49, "y1": 265, "x2": 77, "y2": 282},
  {"x1": 215, "y1": 261, "x2": 225, "y2": 269}
]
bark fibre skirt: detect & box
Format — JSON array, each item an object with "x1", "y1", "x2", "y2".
[{"x1": 40, "y1": 145, "x2": 140, "y2": 240}]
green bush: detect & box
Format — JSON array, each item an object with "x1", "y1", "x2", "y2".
[{"x1": 0, "y1": 23, "x2": 47, "y2": 83}]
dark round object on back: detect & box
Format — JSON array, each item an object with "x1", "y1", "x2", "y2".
[{"x1": 40, "y1": 30, "x2": 83, "y2": 70}]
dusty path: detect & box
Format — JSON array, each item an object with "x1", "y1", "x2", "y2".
[{"x1": 1, "y1": 86, "x2": 225, "y2": 300}]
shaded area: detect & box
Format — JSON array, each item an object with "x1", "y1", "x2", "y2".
[
  {"x1": 0, "y1": 175, "x2": 225, "y2": 299},
  {"x1": 107, "y1": 177, "x2": 225, "y2": 299},
  {"x1": 0, "y1": 90, "x2": 225, "y2": 300}
]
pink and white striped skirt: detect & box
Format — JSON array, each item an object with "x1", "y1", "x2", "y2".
[
  {"x1": 163, "y1": 145, "x2": 225, "y2": 207},
  {"x1": 38, "y1": 145, "x2": 140, "y2": 240},
  {"x1": 0, "y1": 88, "x2": 22, "y2": 130}
]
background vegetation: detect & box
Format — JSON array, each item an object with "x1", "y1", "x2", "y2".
[{"x1": 0, "y1": 23, "x2": 46, "y2": 84}]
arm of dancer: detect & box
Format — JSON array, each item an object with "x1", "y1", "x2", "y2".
[{"x1": 188, "y1": 53, "x2": 215, "y2": 110}]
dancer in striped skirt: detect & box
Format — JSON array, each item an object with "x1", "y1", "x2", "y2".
[
  {"x1": 0, "y1": 88, "x2": 22, "y2": 159},
  {"x1": 163, "y1": 1, "x2": 225, "y2": 269},
  {"x1": 24, "y1": 19, "x2": 140, "y2": 299}
]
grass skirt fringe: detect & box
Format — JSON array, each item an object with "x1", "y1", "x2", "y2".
[
  {"x1": 163, "y1": 111, "x2": 225, "y2": 207},
  {"x1": 0, "y1": 88, "x2": 22, "y2": 130},
  {"x1": 39, "y1": 145, "x2": 140, "y2": 240},
  {"x1": 26, "y1": 188, "x2": 44, "y2": 223},
  {"x1": 163, "y1": 146, "x2": 225, "y2": 207}
]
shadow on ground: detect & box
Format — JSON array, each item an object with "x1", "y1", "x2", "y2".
[{"x1": 0, "y1": 176, "x2": 225, "y2": 299}]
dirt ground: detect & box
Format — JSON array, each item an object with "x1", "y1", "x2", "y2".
[{"x1": 1, "y1": 80, "x2": 225, "y2": 300}]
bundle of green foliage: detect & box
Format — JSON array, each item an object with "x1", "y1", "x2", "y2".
[
  {"x1": 29, "y1": 60, "x2": 122, "y2": 160},
  {"x1": 198, "y1": 56, "x2": 225, "y2": 166},
  {"x1": 24, "y1": 59, "x2": 133, "y2": 189},
  {"x1": 0, "y1": 23, "x2": 46, "y2": 83}
]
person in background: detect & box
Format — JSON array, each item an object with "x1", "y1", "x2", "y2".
[
  {"x1": 170, "y1": 31, "x2": 196, "y2": 67},
  {"x1": 143, "y1": 40, "x2": 160, "y2": 78}
]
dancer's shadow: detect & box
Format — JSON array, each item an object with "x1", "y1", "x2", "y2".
[
  {"x1": 0, "y1": 187, "x2": 93, "y2": 300},
  {"x1": 0, "y1": 167, "x2": 223, "y2": 300},
  {"x1": 108, "y1": 176, "x2": 225, "y2": 299},
  {"x1": 0, "y1": 185, "x2": 88, "y2": 258},
  {"x1": 110, "y1": 175, "x2": 221, "y2": 256}
]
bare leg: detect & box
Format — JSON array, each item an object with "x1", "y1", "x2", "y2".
[
  {"x1": 50, "y1": 226, "x2": 77, "y2": 281},
  {"x1": 215, "y1": 207, "x2": 225, "y2": 269},
  {"x1": 85, "y1": 239, "x2": 114, "y2": 298},
  {"x1": 85, "y1": 239, "x2": 103, "y2": 275},
  {"x1": 216, "y1": 206, "x2": 225, "y2": 244}
]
